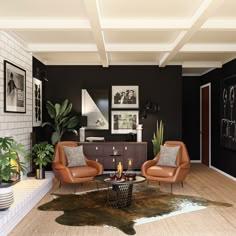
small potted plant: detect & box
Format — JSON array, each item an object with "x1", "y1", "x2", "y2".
[
  {"x1": 0, "y1": 136, "x2": 27, "y2": 210},
  {"x1": 152, "y1": 120, "x2": 164, "y2": 156},
  {"x1": 31, "y1": 142, "x2": 54, "y2": 179}
]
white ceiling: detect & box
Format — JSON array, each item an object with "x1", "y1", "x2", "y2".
[{"x1": 1, "y1": 0, "x2": 236, "y2": 76}]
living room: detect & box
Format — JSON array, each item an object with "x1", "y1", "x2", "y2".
[{"x1": 0, "y1": 0, "x2": 236, "y2": 235}]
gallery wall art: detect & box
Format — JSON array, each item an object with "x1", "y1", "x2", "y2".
[
  {"x1": 82, "y1": 89, "x2": 109, "y2": 130},
  {"x1": 220, "y1": 75, "x2": 236, "y2": 150},
  {"x1": 33, "y1": 78, "x2": 42, "y2": 127},
  {"x1": 4, "y1": 60, "x2": 26, "y2": 113}
]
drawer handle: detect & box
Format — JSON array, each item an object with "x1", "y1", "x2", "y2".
[
  {"x1": 113, "y1": 158, "x2": 115, "y2": 162},
  {"x1": 96, "y1": 158, "x2": 98, "y2": 162},
  {"x1": 96, "y1": 146, "x2": 98, "y2": 150},
  {"x1": 125, "y1": 146, "x2": 127, "y2": 150},
  {"x1": 113, "y1": 146, "x2": 115, "y2": 150}
]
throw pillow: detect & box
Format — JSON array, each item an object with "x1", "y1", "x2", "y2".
[
  {"x1": 157, "y1": 145, "x2": 180, "y2": 167},
  {"x1": 63, "y1": 145, "x2": 87, "y2": 167}
]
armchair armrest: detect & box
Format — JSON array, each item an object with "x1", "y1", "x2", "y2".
[
  {"x1": 141, "y1": 159, "x2": 158, "y2": 176},
  {"x1": 86, "y1": 159, "x2": 104, "y2": 175},
  {"x1": 52, "y1": 162, "x2": 67, "y2": 170}
]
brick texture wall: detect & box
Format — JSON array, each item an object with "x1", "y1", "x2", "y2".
[{"x1": 0, "y1": 31, "x2": 32, "y2": 172}]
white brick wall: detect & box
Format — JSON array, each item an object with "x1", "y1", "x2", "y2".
[{"x1": 0, "y1": 31, "x2": 32, "y2": 171}]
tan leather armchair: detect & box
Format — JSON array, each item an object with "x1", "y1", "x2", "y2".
[
  {"x1": 52, "y1": 141, "x2": 103, "y2": 185},
  {"x1": 141, "y1": 141, "x2": 190, "y2": 192}
]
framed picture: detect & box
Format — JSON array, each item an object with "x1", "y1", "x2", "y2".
[
  {"x1": 112, "y1": 85, "x2": 139, "y2": 108},
  {"x1": 33, "y1": 78, "x2": 42, "y2": 127},
  {"x1": 111, "y1": 110, "x2": 139, "y2": 134},
  {"x1": 82, "y1": 89, "x2": 109, "y2": 130},
  {"x1": 4, "y1": 60, "x2": 26, "y2": 113}
]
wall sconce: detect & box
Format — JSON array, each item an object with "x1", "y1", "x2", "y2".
[{"x1": 141, "y1": 101, "x2": 160, "y2": 119}]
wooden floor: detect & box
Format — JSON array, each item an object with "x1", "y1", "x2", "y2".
[{"x1": 9, "y1": 164, "x2": 236, "y2": 236}]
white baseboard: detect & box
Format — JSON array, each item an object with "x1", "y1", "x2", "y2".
[
  {"x1": 190, "y1": 160, "x2": 201, "y2": 163},
  {"x1": 210, "y1": 165, "x2": 236, "y2": 181}
]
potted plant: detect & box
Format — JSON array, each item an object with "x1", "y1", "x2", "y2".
[
  {"x1": 152, "y1": 120, "x2": 164, "y2": 156},
  {"x1": 31, "y1": 142, "x2": 54, "y2": 179},
  {"x1": 42, "y1": 99, "x2": 80, "y2": 145},
  {"x1": 0, "y1": 136, "x2": 27, "y2": 210}
]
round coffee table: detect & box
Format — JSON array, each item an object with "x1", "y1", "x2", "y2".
[{"x1": 95, "y1": 174, "x2": 146, "y2": 208}]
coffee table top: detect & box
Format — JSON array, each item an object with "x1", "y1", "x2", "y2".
[{"x1": 94, "y1": 174, "x2": 146, "y2": 185}]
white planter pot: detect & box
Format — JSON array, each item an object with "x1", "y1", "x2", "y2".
[{"x1": 0, "y1": 184, "x2": 14, "y2": 210}]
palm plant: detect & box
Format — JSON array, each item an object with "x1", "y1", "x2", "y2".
[
  {"x1": 42, "y1": 99, "x2": 80, "y2": 145},
  {"x1": 152, "y1": 120, "x2": 164, "y2": 156},
  {"x1": 0, "y1": 137, "x2": 27, "y2": 185}
]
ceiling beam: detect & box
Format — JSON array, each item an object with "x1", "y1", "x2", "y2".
[
  {"x1": 181, "y1": 43, "x2": 236, "y2": 52},
  {"x1": 0, "y1": 19, "x2": 90, "y2": 30},
  {"x1": 182, "y1": 61, "x2": 222, "y2": 68},
  {"x1": 202, "y1": 19, "x2": 236, "y2": 31},
  {"x1": 83, "y1": 0, "x2": 108, "y2": 67},
  {"x1": 159, "y1": 0, "x2": 224, "y2": 67},
  {"x1": 28, "y1": 43, "x2": 97, "y2": 52}
]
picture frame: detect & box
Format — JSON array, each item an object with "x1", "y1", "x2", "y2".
[
  {"x1": 82, "y1": 89, "x2": 109, "y2": 130},
  {"x1": 4, "y1": 60, "x2": 26, "y2": 113},
  {"x1": 33, "y1": 78, "x2": 42, "y2": 127},
  {"x1": 111, "y1": 110, "x2": 139, "y2": 134},
  {"x1": 112, "y1": 85, "x2": 139, "y2": 108}
]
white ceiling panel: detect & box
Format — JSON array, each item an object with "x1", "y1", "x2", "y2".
[
  {"x1": 104, "y1": 31, "x2": 180, "y2": 44},
  {"x1": 98, "y1": 0, "x2": 204, "y2": 18},
  {"x1": 0, "y1": 0, "x2": 235, "y2": 76},
  {"x1": 0, "y1": 0, "x2": 87, "y2": 19},
  {"x1": 14, "y1": 30, "x2": 95, "y2": 44}
]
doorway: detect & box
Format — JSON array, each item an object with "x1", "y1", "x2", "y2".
[{"x1": 200, "y1": 83, "x2": 211, "y2": 166}]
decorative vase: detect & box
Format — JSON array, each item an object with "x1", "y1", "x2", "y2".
[
  {"x1": 136, "y1": 124, "x2": 143, "y2": 142},
  {"x1": 36, "y1": 168, "x2": 45, "y2": 179},
  {"x1": 0, "y1": 183, "x2": 14, "y2": 210},
  {"x1": 80, "y1": 127, "x2": 85, "y2": 142}
]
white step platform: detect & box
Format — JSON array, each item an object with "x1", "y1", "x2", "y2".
[{"x1": 0, "y1": 172, "x2": 54, "y2": 236}]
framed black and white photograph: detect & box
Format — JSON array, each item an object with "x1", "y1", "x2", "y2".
[
  {"x1": 111, "y1": 110, "x2": 139, "y2": 134},
  {"x1": 33, "y1": 78, "x2": 42, "y2": 127},
  {"x1": 4, "y1": 60, "x2": 26, "y2": 113},
  {"x1": 82, "y1": 89, "x2": 109, "y2": 130},
  {"x1": 112, "y1": 85, "x2": 139, "y2": 108}
]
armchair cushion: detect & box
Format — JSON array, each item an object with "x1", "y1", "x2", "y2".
[
  {"x1": 63, "y1": 145, "x2": 87, "y2": 167},
  {"x1": 157, "y1": 145, "x2": 180, "y2": 167},
  {"x1": 69, "y1": 166, "x2": 98, "y2": 178},
  {"x1": 147, "y1": 165, "x2": 176, "y2": 177}
]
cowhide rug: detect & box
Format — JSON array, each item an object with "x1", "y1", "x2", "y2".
[{"x1": 38, "y1": 187, "x2": 232, "y2": 235}]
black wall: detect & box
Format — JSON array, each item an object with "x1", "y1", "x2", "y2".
[
  {"x1": 43, "y1": 65, "x2": 182, "y2": 160},
  {"x1": 182, "y1": 76, "x2": 200, "y2": 160},
  {"x1": 201, "y1": 59, "x2": 236, "y2": 177}
]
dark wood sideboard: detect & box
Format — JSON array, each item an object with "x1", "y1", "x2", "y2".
[{"x1": 82, "y1": 142, "x2": 147, "y2": 170}]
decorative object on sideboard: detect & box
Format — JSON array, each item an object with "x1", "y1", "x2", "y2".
[
  {"x1": 152, "y1": 120, "x2": 164, "y2": 156},
  {"x1": 141, "y1": 100, "x2": 160, "y2": 119},
  {"x1": 31, "y1": 142, "x2": 54, "y2": 179},
  {"x1": 4, "y1": 60, "x2": 26, "y2": 113},
  {"x1": 136, "y1": 124, "x2": 143, "y2": 142},
  {"x1": 33, "y1": 78, "x2": 42, "y2": 127},
  {"x1": 112, "y1": 85, "x2": 139, "y2": 109},
  {"x1": 86, "y1": 137, "x2": 105, "y2": 142},
  {"x1": 82, "y1": 89, "x2": 109, "y2": 130},
  {"x1": 79, "y1": 116, "x2": 87, "y2": 142},
  {"x1": 0, "y1": 137, "x2": 27, "y2": 210},
  {"x1": 111, "y1": 110, "x2": 139, "y2": 134},
  {"x1": 42, "y1": 99, "x2": 80, "y2": 145}
]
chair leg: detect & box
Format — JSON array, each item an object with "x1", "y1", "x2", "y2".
[
  {"x1": 181, "y1": 181, "x2": 184, "y2": 188},
  {"x1": 171, "y1": 184, "x2": 173, "y2": 194},
  {"x1": 147, "y1": 180, "x2": 149, "y2": 186},
  {"x1": 59, "y1": 181, "x2": 62, "y2": 188},
  {"x1": 73, "y1": 184, "x2": 76, "y2": 194},
  {"x1": 159, "y1": 182, "x2": 160, "y2": 185}
]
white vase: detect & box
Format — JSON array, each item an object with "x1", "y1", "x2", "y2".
[
  {"x1": 0, "y1": 184, "x2": 14, "y2": 210},
  {"x1": 136, "y1": 124, "x2": 143, "y2": 142},
  {"x1": 80, "y1": 127, "x2": 85, "y2": 142}
]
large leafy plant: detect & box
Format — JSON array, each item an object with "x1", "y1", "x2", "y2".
[
  {"x1": 152, "y1": 120, "x2": 164, "y2": 156},
  {"x1": 31, "y1": 142, "x2": 54, "y2": 171},
  {"x1": 42, "y1": 99, "x2": 80, "y2": 145},
  {"x1": 0, "y1": 137, "x2": 27, "y2": 185}
]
